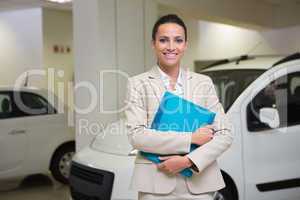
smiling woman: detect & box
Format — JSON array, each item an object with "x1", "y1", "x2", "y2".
[
  {"x1": 151, "y1": 15, "x2": 188, "y2": 90},
  {"x1": 124, "y1": 14, "x2": 233, "y2": 200}
]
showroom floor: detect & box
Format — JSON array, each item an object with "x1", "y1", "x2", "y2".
[{"x1": 0, "y1": 174, "x2": 70, "y2": 200}]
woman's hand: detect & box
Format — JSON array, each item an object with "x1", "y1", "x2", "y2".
[
  {"x1": 191, "y1": 125, "x2": 214, "y2": 146},
  {"x1": 157, "y1": 155, "x2": 192, "y2": 175}
]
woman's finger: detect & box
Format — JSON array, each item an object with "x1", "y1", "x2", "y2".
[
  {"x1": 157, "y1": 163, "x2": 165, "y2": 169},
  {"x1": 159, "y1": 156, "x2": 175, "y2": 160},
  {"x1": 204, "y1": 125, "x2": 215, "y2": 132}
]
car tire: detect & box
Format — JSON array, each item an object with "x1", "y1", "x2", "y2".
[
  {"x1": 213, "y1": 183, "x2": 237, "y2": 200},
  {"x1": 50, "y1": 143, "x2": 75, "y2": 184}
]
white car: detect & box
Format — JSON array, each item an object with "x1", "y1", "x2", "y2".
[
  {"x1": 70, "y1": 53, "x2": 300, "y2": 200},
  {"x1": 0, "y1": 87, "x2": 75, "y2": 184}
]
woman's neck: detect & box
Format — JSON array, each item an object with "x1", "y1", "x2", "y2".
[{"x1": 158, "y1": 63, "x2": 180, "y2": 81}]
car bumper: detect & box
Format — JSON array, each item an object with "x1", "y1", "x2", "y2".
[{"x1": 69, "y1": 146, "x2": 137, "y2": 200}]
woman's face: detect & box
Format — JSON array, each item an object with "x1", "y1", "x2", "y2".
[{"x1": 152, "y1": 23, "x2": 187, "y2": 69}]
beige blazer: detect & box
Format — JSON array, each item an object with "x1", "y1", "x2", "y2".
[{"x1": 124, "y1": 66, "x2": 233, "y2": 194}]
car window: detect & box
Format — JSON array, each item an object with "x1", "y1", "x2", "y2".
[
  {"x1": 0, "y1": 93, "x2": 12, "y2": 119},
  {"x1": 14, "y1": 92, "x2": 56, "y2": 116},
  {"x1": 288, "y1": 74, "x2": 300, "y2": 125},
  {"x1": 202, "y1": 70, "x2": 265, "y2": 112},
  {"x1": 247, "y1": 71, "x2": 300, "y2": 132}
]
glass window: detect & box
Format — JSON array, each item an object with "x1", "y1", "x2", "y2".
[
  {"x1": 202, "y1": 70, "x2": 265, "y2": 112},
  {"x1": 288, "y1": 73, "x2": 300, "y2": 125},
  {"x1": 14, "y1": 92, "x2": 56, "y2": 116},
  {"x1": 0, "y1": 93, "x2": 12, "y2": 119},
  {"x1": 247, "y1": 72, "x2": 300, "y2": 132}
]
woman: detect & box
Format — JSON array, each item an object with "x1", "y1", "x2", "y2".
[{"x1": 125, "y1": 14, "x2": 233, "y2": 200}]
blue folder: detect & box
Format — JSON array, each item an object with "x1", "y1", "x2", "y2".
[{"x1": 140, "y1": 91, "x2": 216, "y2": 177}]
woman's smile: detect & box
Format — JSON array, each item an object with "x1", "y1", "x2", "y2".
[{"x1": 163, "y1": 52, "x2": 178, "y2": 59}]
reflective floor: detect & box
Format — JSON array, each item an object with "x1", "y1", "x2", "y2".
[{"x1": 0, "y1": 174, "x2": 70, "y2": 200}]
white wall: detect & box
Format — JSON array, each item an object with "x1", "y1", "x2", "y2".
[
  {"x1": 0, "y1": 8, "x2": 44, "y2": 87},
  {"x1": 261, "y1": 26, "x2": 300, "y2": 55},
  {"x1": 197, "y1": 20, "x2": 300, "y2": 60},
  {"x1": 42, "y1": 8, "x2": 74, "y2": 107},
  {"x1": 197, "y1": 20, "x2": 273, "y2": 60}
]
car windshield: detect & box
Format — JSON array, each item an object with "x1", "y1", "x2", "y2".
[{"x1": 202, "y1": 69, "x2": 265, "y2": 112}]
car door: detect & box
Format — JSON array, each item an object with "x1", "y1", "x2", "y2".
[
  {"x1": 0, "y1": 91, "x2": 29, "y2": 177},
  {"x1": 242, "y1": 67, "x2": 300, "y2": 200},
  {"x1": 14, "y1": 91, "x2": 63, "y2": 173}
]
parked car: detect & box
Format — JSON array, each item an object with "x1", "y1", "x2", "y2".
[
  {"x1": 0, "y1": 87, "x2": 75, "y2": 184},
  {"x1": 70, "y1": 53, "x2": 300, "y2": 200}
]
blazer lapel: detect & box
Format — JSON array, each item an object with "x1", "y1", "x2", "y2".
[
  {"x1": 182, "y1": 68, "x2": 194, "y2": 102},
  {"x1": 147, "y1": 66, "x2": 166, "y2": 104}
]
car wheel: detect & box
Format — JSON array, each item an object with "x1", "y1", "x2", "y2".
[
  {"x1": 50, "y1": 144, "x2": 75, "y2": 184},
  {"x1": 213, "y1": 184, "x2": 237, "y2": 200}
]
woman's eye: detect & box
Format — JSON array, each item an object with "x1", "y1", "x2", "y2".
[
  {"x1": 159, "y1": 38, "x2": 167, "y2": 43},
  {"x1": 175, "y1": 39, "x2": 183, "y2": 43}
]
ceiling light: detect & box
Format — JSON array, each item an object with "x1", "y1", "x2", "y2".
[{"x1": 47, "y1": 0, "x2": 72, "y2": 3}]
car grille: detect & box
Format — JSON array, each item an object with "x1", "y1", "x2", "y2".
[
  {"x1": 70, "y1": 162, "x2": 104, "y2": 185},
  {"x1": 69, "y1": 161, "x2": 115, "y2": 200},
  {"x1": 70, "y1": 187, "x2": 101, "y2": 200}
]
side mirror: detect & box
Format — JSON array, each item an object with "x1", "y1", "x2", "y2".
[
  {"x1": 259, "y1": 107, "x2": 280, "y2": 129},
  {"x1": 128, "y1": 149, "x2": 138, "y2": 156}
]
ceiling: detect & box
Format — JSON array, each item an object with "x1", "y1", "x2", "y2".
[
  {"x1": 262, "y1": 0, "x2": 300, "y2": 6},
  {"x1": 0, "y1": 0, "x2": 72, "y2": 11},
  {"x1": 157, "y1": 0, "x2": 300, "y2": 29},
  {"x1": 0, "y1": 0, "x2": 300, "y2": 28}
]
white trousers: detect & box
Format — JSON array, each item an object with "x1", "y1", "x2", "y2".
[{"x1": 138, "y1": 174, "x2": 215, "y2": 200}]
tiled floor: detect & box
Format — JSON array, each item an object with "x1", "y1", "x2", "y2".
[{"x1": 0, "y1": 174, "x2": 70, "y2": 200}]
